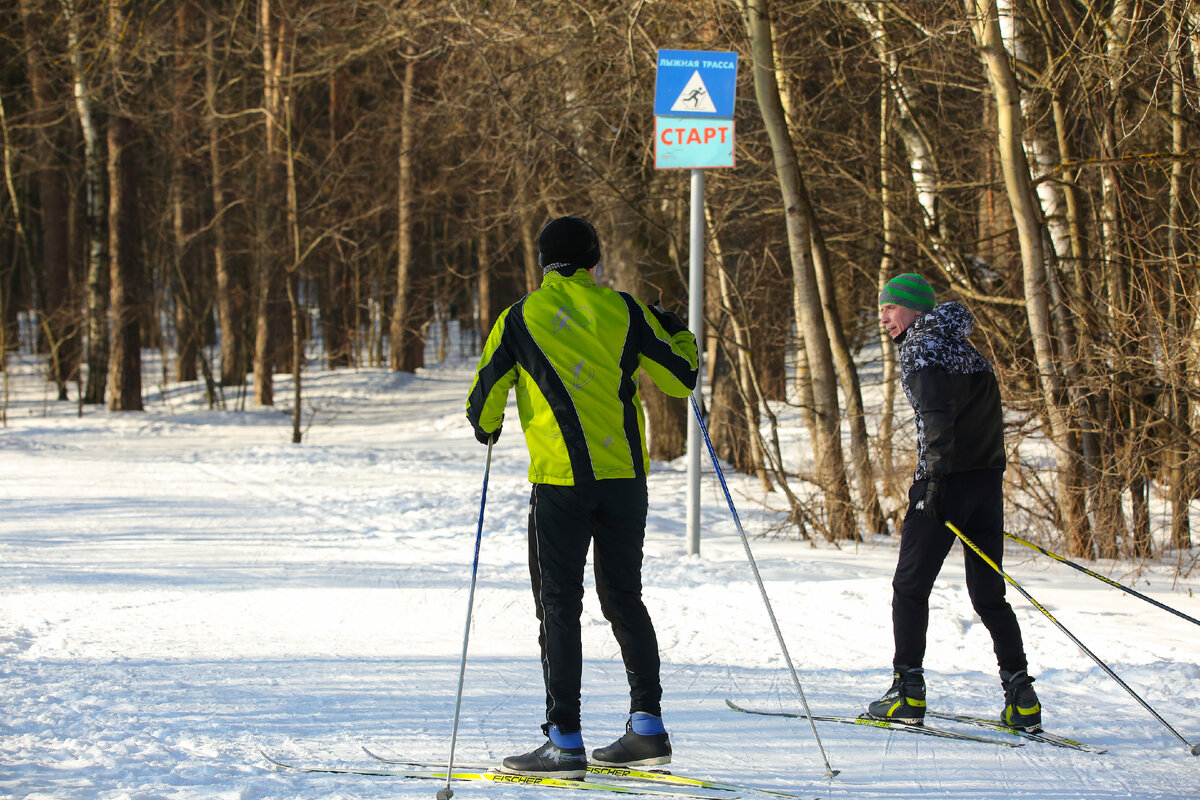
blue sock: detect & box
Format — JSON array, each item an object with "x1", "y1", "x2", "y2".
[
  {"x1": 548, "y1": 724, "x2": 584, "y2": 749},
  {"x1": 631, "y1": 712, "x2": 666, "y2": 736}
]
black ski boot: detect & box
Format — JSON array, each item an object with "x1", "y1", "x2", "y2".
[
  {"x1": 590, "y1": 716, "x2": 672, "y2": 767},
  {"x1": 1001, "y1": 669, "x2": 1042, "y2": 732},
  {"x1": 866, "y1": 665, "x2": 927, "y2": 724},
  {"x1": 501, "y1": 726, "x2": 587, "y2": 779}
]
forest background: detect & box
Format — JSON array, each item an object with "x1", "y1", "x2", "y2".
[{"x1": 1, "y1": 0, "x2": 1197, "y2": 567}]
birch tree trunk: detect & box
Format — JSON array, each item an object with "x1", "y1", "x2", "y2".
[
  {"x1": 849, "y1": 3, "x2": 954, "y2": 281},
  {"x1": 970, "y1": 0, "x2": 1090, "y2": 556},
  {"x1": 876, "y1": 70, "x2": 901, "y2": 515},
  {"x1": 253, "y1": 0, "x2": 283, "y2": 406},
  {"x1": 66, "y1": 1, "x2": 108, "y2": 406}
]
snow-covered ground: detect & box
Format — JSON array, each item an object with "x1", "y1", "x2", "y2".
[{"x1": 2, "y1": 347, "x2": 1199, "y2": 799}]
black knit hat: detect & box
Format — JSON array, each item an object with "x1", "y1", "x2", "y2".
[{"x1": 538, "y1": 216, "x2": 601, "y2": 270}]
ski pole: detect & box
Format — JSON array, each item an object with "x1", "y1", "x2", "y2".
[
  {"x1": 1004, "y1": 531, "x2": 1200, "y2": 629},
  {"x1": 947, "y1": 521, "x2": 1200, "y2": 757},
  {"x1": 438, "y1": 438, "x2": 494, "y2": 800},
  {"x1": 689, "y1": 396, "x2": 840, "y2": 778}
]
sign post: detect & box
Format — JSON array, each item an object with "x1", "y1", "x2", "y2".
[{"x1": 654, "y1": 49, "x2": 737, "y2": 557}]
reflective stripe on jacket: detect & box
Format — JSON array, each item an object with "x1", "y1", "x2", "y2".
[{"x1": 466, "y1": 269, "x2": 698, "y2": 485}]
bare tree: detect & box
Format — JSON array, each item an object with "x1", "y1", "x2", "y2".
[
  {"x1": 64, "y1": 0, "x2": 108, "y2": 406},
  {"x1": 389, "y1": 50, "x2": 423, "y2": 373},
  {"x1": 742, "y1": 0, "x2": 857, "y2": 541},
  {"x1": 19, "y1": 0, "x2": 79, "y2": 399}
]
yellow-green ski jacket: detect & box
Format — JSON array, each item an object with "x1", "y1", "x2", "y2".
[{"x1": 466, "y1": 269, "x2": 698, "y2": 486}]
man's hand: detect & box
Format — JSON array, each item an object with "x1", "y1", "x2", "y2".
[
  {"x1": 474, "y1": 425, "x2": 501, "y2": 445},
  {"x1": 649, "y1": 301, "x2": 688, "y2": 336},
  {"x1": 915, "y1": 478, "x2": 941, "y2": 522}
]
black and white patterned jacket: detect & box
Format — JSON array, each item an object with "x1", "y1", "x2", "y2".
[{"x1": 896, "y1": 302, "x2": 1006, "y2": 481}]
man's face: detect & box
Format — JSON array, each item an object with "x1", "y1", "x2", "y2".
[{"x1": 880, "y1": 303, "x2": 922, "y2": 340}]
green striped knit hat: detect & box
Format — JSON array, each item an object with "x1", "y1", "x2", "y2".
[{"x1": 879, "y1": 273, "x2": 936, "y2": 312}]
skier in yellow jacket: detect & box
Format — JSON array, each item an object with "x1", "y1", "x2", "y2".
[{"x1": 466, "y1": 216, "x2": 698, "y2": 778}]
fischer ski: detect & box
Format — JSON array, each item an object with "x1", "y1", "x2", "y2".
[
  {"x1": 724, "y1": 699, "x2": 1023, "y2": 747},
  {"x1": 260, "y1": 749, "x2": 725, "y2": 798},
  {"x1": 925, "y1": 712, "x2": 1107, "y2": 754},
  {"x1": 361, "y1": 747, "x2": 807, "y2": 798}
]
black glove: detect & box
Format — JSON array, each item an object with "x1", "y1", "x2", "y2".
[
  {"x1": 649, "y1": 301, "x2": 688, "y2": 336},
  {"x1": 473, "y1": 425, "x2": 500, "y2": 445},
  {"x1": 915, "y1": 478, "x2": 941, "y2": 522}
]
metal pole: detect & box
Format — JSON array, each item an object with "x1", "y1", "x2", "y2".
[
  {"x1": 690, "y1": 397, "x2": 839, "y2": 778},
  {"x1": 948, "y1": 521, "x2": 1200, "y2": 757},
  {"x1": 437, "y1": 439, "x2": 493, "y2": 800},
  {"x1": 687, "y1": 168, "x2": 704, "y2": 557},
  {"x1": 1004, "y1": 531, "x2": 1200, "y2": 629}
]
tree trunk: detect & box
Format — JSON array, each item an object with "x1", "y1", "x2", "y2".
[
  {"x1": 253, "y1": 0, "x2": 283, "y2": 406},
  {"x1": 20, "y1": 0, "x2": 78, "y2": 399},
  {"x1": 876, "y1": 67, "x2": 902, "y2": 516},
  {"x1": 519, "y1": 180, "x2": 541, "y2": 294},
  {"x1": 389, "y1": 53, "x2": 423, "y2": 372},
  {"x1": 744, "y1": 0, "x2": 856, "y2": 542},
  {"x1": 712, "y1": 246, "x2": 771, "y2": 491},
  {"x1": 205, "y1": 13, "x2": 244, "y2": 389},
  {"x1": 106, "y1": 112, "x2": 142, "y2": 411},
  {"x1": 171, "y1": 2, "x2": 202, "y2": 385},
  {"x1": 971, "y1": 0, "x2": 1090, "y2": 556},
  {"x1": 104, "y1": 0, "x2": 141, "y2": 411},
  {"x1": 67, "y1": 3, "x2": 108, "y2": 406},
  {"x1": 1166, "y1": 5, "x2": 1192, "y2": 551},
  {"x1": 283, "y1": 90, "x2": 304, "y2": 444}
]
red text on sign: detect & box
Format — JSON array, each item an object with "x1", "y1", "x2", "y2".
[{"x1": 660, "y1": 125, "x2": 731, "y2": 146}]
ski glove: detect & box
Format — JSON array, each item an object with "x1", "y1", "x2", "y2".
[
  {"x1": 915, "y1": 478, "x2": 941, "y2": 522},
  {"x1": 474, "y1": 425, "x2": 500, "y2": 445},
  {"x1": 649, "y1": 301, "x2": 689, "y2": 337}
]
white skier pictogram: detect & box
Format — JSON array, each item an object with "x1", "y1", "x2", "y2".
[{"x1": 671, "y1": 71, "x2": 717, "y2": 113}]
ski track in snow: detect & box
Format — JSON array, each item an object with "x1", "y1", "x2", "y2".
[{"x1": 1, "y1": 354, "x2": 1199, "y2": 799}]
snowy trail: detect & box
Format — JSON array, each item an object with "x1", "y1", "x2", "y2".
[{"x1": 2, "y1": 356, "x2": 1199, "y2": 799}]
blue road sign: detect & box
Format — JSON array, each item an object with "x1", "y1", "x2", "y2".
[{"x1": 654, "y1": 49, "x2": 738, "y2": 118}]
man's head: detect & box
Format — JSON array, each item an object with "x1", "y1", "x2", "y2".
[
  {"x1": 879, "y1": 273, "x2": 935, "y2": 339},
  {"x1": 538, "y1": 216, "x2": 601, "y2": 272}
]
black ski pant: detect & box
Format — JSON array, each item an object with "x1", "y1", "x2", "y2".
[
  {"x1": 527, "y1": 477, "x2": 662, "y2": 734},
  {"x1": 891, "y1": 469, "x2": 1028, "y2": 675}
]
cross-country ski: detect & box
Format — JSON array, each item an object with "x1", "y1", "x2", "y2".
[
  {"x1": 359, "y1": 746, "x2": 807, "y2": 797},
  {"x1": 724, "y1": 699, "x2": 1022, "y2": 747},
  {"x1": 260, "y1": 750, "x2": 723, "y2": 798}
]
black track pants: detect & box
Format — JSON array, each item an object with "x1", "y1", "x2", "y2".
[
  {"x1": 527, "y1": 478, "x2": 662, "y2": 733},
  {"x1": 891, "y1": 469, "x2": 1028, "y2": 675}
]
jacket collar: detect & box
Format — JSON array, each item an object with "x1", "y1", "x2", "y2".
[{"x1": 541, "y1": 268, "x2": 596, "y2": 288}]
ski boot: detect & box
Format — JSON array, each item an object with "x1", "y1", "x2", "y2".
[
  {"x1": 591, "y1": 713, "x2": 672, "y2": 767},
  {"x1": 867, "y1": 665, "x2": 927, "y2": 724},
  {"x1": 1001, "y1": 669, "x2": 1042, "y2": 731},
  {"x1": 500, "y1": 724, "x2": 587, "y2": 779}
]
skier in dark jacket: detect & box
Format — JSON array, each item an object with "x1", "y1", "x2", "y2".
[{"x1": 868, "y1": 273, "x2": 1042, "y2": 731}]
